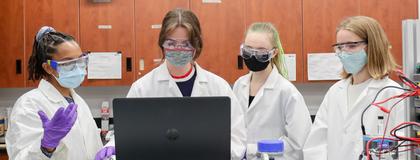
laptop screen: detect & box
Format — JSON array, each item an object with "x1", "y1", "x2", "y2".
[{"x1": 112, "y1": 97, "x2": 231, "y2": 160}]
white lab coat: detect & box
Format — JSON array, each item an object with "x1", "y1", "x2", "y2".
[
  {"x1": 106, "y1": 62, "x2": 247, "y2": 159},
  {"x1": 233, "y1": 67, "x2": 312, "y2": 160},
  {"x1": 303, "y1": 77, "x2": 406, "y2": 160},
  {"x1": 6, "y1": 79, "x2": 103, "y2": 160}
]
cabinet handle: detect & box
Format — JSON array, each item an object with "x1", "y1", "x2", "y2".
[
  {"x1": 237, "y1": 55, "x2": 243, "y2": 69},
  {"x1": 126, "y1": 57, "x2": 132, "y2": 72},
  {"x1": 139, "y1": 59, "x2": 144, "y2": 71},
  {"x1": 16, "y1": 59, "x2": 22, "y2": 74}
]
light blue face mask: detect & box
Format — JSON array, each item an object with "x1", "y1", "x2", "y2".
[
  {"x1": 165, "y1": 48, "x2": 194, "y2": 67},
  {"x1": 49, "y1": 55, "x2": 88, "y2": 89},
  {"x1": 337, "y1": 49, "x2": 368, "y2": 74},
  {"x1": 54, "y1": 65, "x2": 86, "y2": 89}
]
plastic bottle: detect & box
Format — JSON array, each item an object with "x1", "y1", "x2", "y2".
[
  {"x1": 256, "y1": 140, "x2": 284, "y2": 160},
  {"x1": 101, "y1": 101, "x2": 110, "y2": 136}
]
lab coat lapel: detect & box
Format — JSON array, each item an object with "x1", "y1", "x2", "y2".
[
  {"x1": 248, "y1": 88, "x2": 263, "y2": 111},
  {"x1": 346, "y1": 79, "x2": 375, "y2": 119},
  {"x1": 168, "y1": 79, "x2": 183, "y2": 97},
  {"x1": 345, "y1": 78, "x2": 387, "y2": 126},
  {"x1": 238, "y1": 73, "x2": 251, "y2": 109},
  {"x1": 157, "y1": 61, "x2": 183, "y2": 97},
  {"x1": 191, "y1": 63, "x2": 209, "y2": 96},
  {"x1": 336, "y1": 78, "x2": 351, "y2": 119},
  {"x1": 38, "y1": 79, "x2": 67, "y2": 105},
  {"x1": 248, "y1": 67, "x2": 278, "y2": 112}
]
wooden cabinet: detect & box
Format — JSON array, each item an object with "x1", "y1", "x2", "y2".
[
  {"x1": 0, "y1": 0, "x2": 24, "y2": 88},
  {"x1": 303, "y1": 0, "x2": 360, "y2": 82},
  {"x1": 134, "y1": 0, "x2": 190, "y2": 79},
  {"x1": 191, "y1": 0, "x2": 247, "y2": 84},
  {"x1": 1, "y1": 0, "x2": 418, "y2": 88},
  {"x1": 360, "y1": 0, "x2": 418, "y2": 67},
  {"x1": 0, "y1": 150, "x2": 7, "y2": 160},
  {"x1": 302, "y1": 0, "x2": 417, "y2": 82},
  {"x1": 24, "y1": 0, "x2": 80, "y2": 87},
  {"x1": 80, "y1": 0, "x2": 135, "y2": 86},
  {"x1": 245, "y1": 0, "x2": 303, "y2": 82}
]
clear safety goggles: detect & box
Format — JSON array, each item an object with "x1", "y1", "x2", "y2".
[
  {"x1": 47, "y1": 53, "x2": 88, "y2": 72},
  {"x1": 240, "y1": 44, "x2": 275, "y2": 62},
  {"x1": 162, "y1": 39, "x2": 194, "y2": 50},
  {"x1": 332, "y1": 41, "x2": 367, "y2": 53}
]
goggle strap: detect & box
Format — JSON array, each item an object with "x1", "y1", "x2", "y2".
[{"x1": 47, "y1": 60, "x2": 58, "y2": 71}]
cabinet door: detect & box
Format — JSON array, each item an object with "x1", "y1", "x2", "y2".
[
  {"x1": 0, "y1": 0, "x2": 24, "y2": 88},
  {"x1": 191, "y1": 0, "x2": 247, "y2": 84},
  {"x1": 24, "y1": 0, "x2": 79, "y2": 87},
  {"x1": 80, "y1": 0, "x2": 135, "y2": 86},
  {"x1": 246, "y1": 0, "x2": 303, "y2": 82},
  {"x1": 0, "y1": 150, "x2": 8, "y2": 160},
  {"x1": 360, "y1": 0, "x2": 417, "y2": 69},
  {"x1": 303, "y1": 0, "x2": 360, "y2": 82},
  {"x1": 135, "y1": 0, "x2": 190, "y2": 79}
]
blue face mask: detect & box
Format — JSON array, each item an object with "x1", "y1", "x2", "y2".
[
  {"x1": 165, "y1": 48, "x2": 194, "y2": 67},
  {"x1": 337, "y1": 49, "x2": 368, "y2": 74},
  {"x1": 49, "y1": 55, "x2": 88, "y2": 89},
  {"x1": 54, "y1": 65, "x2": 86, "y2": 89}
]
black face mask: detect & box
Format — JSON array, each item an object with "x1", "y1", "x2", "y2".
[{"x1": 244, "y1": 56, "x2": 270, "y2": 72}]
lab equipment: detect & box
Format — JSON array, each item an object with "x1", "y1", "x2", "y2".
[
  {"x1": 47, "y1": 54, "x2": 88, "y2": 72},
  {"x1": 0, "y1": 115, "x2": 4, "y2": 136},
  {"x1": 361, "y1": 136, "x2": 398, "y2": 160},
  {"x1": 101, "y1": 101, "x2": 110, "y2": 136},
  {"x1": 5, "y1": 107, "x2": 12, "y2": 131},
  {"x1": 112, "y1": 97, "x2": 231, "y2": 160},
  {"x1": 162, "y1": 39, "x2": 193, "y2": 49},
  {"x1": 377, "y1": 116, "x2": 384, "y2": 135},
  {"x1": 402, "y1": 19, "x2": 420, "y2": 159},
  {"x1": 256, "y1": 140, "x2": 284, "y2": 160},
  {"x1": 0, "y1": 108, "x2": 6, "y2": 136},
  {"x1": 240, "y1": 44, "x2": 275, "y2": 63}
]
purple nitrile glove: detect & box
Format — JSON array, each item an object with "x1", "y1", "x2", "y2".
[
  {"x1": 38, "y1": 103, "x2": 78, "y2": 149},
  {"x1": 95, "y1": 146, "x2": 116, "y2": 160}
]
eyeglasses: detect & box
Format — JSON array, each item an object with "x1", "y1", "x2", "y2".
[
  {"x1": 162, "y1": 39, "x2": 194, "y2": 50},
  {"x1": 240, "y1": 44, "x2": 275, "y2": 62},
  {"x1": 332, "y1": 41, "x2": 367, "y2": 52},
  {"x1": 48, "y1": 53, "x2": 88, "y2": 72}
]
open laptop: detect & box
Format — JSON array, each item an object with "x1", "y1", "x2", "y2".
[{"x1": 112, "y1": 97, "x2": 231, "y2": 160}]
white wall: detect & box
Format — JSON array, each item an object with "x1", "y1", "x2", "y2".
[{"x1": 0, "y1": 83, "x2": 332, "y2": 117}]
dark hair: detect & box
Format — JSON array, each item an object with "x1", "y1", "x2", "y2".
[
  {"x1": 158, "y1": 8, "x2": 203, "y2": 60},
  {"x1": 28, "y1": 27, "x2": 75, "y2": 81}
]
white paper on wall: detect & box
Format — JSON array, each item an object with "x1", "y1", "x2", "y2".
[
  {"x1": 88, "y1": 52, "x2": 122, "y2": 79},
  {"x1": 307, "y1": 53, "x2": 342, "y2": 81},
  {"x1": 284, "y1": 54, "x2": 296, "y2": 81}
]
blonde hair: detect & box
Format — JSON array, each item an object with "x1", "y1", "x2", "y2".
[
  {"x1": 336, "y1": 16, "x2": 398, "y2": 79},
  {"x1": 245, "y1": 22, "x2": 288, "y2": 78}
]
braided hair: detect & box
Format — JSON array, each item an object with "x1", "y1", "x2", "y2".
[{"x1": 28, "y1": 26, "x2": 75, "y2": 81}]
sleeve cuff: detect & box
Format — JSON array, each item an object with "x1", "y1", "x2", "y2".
[{"x1": 40, "y1": 146, "x2": 54, "y2": 158}]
